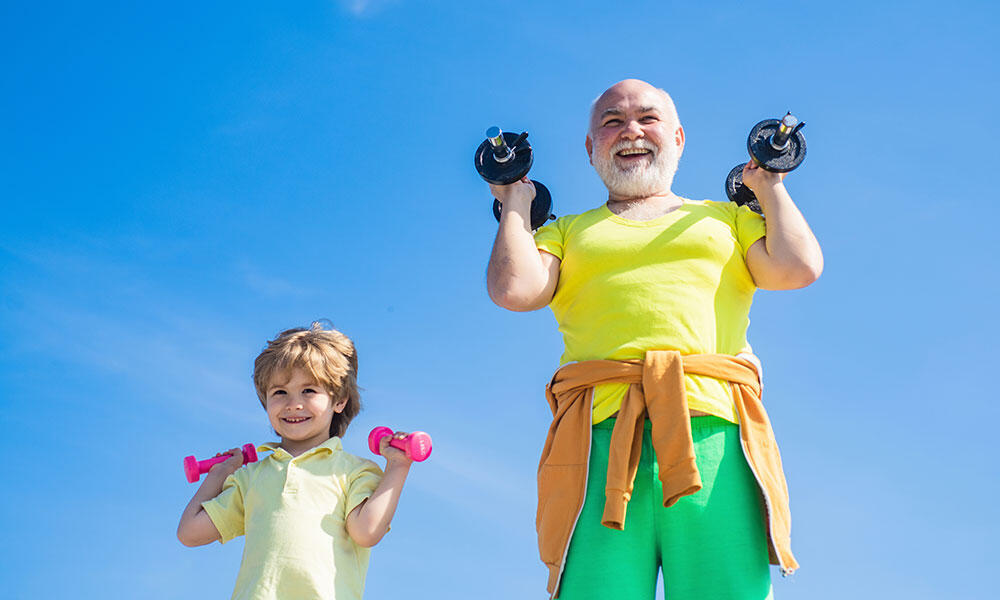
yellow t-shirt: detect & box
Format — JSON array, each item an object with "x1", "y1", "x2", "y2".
[
  {"x1": 534, "y1": 199, "x2": 767, "y2": 424},
  {"x1": 202, "y1": 437, "x2": 383, "y2": 600}
]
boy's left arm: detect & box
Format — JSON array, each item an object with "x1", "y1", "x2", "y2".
[{"x1": 346, "y1": 436, "x2": 414, "y2": 548}]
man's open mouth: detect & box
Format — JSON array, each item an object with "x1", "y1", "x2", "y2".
[{"x1": 616, "y1": 147, "x2": 653, "y2": 161}]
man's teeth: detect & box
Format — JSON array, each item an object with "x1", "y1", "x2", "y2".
[{"x1": 618, "y1": 148, "x2": 651, "y2": 156}]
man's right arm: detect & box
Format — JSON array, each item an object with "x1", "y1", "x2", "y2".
[{"x1": 486, "y1": 178, "x2": 560, "y2": 312}]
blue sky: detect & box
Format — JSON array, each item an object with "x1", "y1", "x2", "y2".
[{"x1": 2, "y1": 1, "x2": 998, "y2": 598}]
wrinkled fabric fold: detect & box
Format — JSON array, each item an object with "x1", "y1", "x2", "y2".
[{"x1": 537, "y1": 351, "x2": 798, "y2": 597}]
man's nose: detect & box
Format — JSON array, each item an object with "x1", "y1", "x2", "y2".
[{"x1": 621, "y1": 119, "x2": 644, "y2": 139}]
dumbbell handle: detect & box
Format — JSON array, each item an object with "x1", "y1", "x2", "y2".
[
  {"x1": 485, "y1": 127, "x2": 528, "y2": 163},
  {"x1": 368, "y1": 426, "x2": 433, "y2": 462},
  {"x1": 770, "y1": 112, "x2": 805, "y2": 151},
  {"x1": 183, "y1": 443, "x2": 259, "y2": 483}
]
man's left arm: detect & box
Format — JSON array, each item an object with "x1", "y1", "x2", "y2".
[{"x1": 742, "y1": 161, "x2": 824, "y2": 290}]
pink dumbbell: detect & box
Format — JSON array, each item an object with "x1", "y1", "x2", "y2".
[
  {"x1": 183, "y1": 443, "x2": 259, "y2": 483},
  {"x1": 368, "y1": 427, "x2": 433, "y2": 462}
]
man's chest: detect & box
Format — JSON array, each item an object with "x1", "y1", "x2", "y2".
[{"x1": 561, "y1": 216, "x2": 739, "y2": 276}]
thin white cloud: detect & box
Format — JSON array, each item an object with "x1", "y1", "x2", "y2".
[
  {"x1": 2, "y1": 241, "x2": 260, "y2": 422},
  {"x1": 335, "y1": 0, "x2": 398, "y2": 17}
]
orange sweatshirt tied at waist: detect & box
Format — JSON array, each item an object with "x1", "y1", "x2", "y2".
[{"x1": 536, "y1": 351, "x2": 798, "y2": 597}]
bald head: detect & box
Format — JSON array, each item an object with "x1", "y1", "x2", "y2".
[
  {"x1": 585, "y1": 79, "x2": 685, "y2": 199},
  {"x1": 589, "y1": 79, "x2": 680, "y2": 136}
]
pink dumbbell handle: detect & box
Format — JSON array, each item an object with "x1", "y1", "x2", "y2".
[
  {"x1": 184, "y1": 443, "x2": 258, "y2": 483},
  {"x1": 368, "y1": 427, "x2": 432, "y2": 462}
]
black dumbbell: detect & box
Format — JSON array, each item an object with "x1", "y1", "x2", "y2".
[
  {"x1": 474, "y1": 126, "x2": 555, "y2": 230},
  {"x1": 725, "y1": 113, "x2": 807, "y2": 214}
]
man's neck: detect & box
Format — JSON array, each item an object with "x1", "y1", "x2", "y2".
[{"x1": 606, "y1": 190, "x2": 684, "y2": 222}]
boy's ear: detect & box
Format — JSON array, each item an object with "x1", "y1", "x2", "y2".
[{"x1": 332, "y1": 396, "x2": 349, "y2": 414}]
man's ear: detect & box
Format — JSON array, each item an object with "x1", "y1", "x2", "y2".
[
  {"x1": 585, "y1": 135, "x2": 594, "y2": 165},
  {"x1": 676, "y1": 126, "x2": 685, "y2": 151}
]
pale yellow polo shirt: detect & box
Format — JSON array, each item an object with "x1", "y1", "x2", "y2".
[
  {"x1": 534, "y1": 199, "x2": 767, "y2": 424},
  {"x1": 202, "y1": 437, "x2": 383, "y2": 600}
]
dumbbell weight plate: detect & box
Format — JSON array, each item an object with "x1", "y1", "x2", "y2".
[
  {"x1": 725, "y1": 164, "x2": 762, "y2": 215},
  {"x1": 492, "y1": 180, "x2": 554, "y2": 230},
  {"x1": 747, "y1": 119, "x2": 807, "y2": 173},
  {"x1": 475, "y1": 131, "x2": 534, "y2": 185}
]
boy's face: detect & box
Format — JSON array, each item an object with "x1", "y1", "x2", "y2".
[{"x1": 264, "y1": 367, "x2": 346, "y2": 451}]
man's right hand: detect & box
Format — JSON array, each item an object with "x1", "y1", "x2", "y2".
[{"x1": 488, "y1": 176, "x2": 536, "y2": 213}]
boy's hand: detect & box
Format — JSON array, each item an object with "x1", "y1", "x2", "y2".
[
  {"x1": 208, "y1": 448, "x2": 244, "y2": 478},
  {"x1": 379, "y1": 432, "x2": 415, "y2": 468}
]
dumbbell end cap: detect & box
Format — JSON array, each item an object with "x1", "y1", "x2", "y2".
[
  {"x1": 485, "y1": 126, "x2": 502, "y2": 139},
  {"x1": 241, "y1": 443, "x2": 258, "y2": 464},
  {"x1": 408, "y1": 432, "x2": 433, "y2": 462},
  {"x1": 183, "y1": 455, "x2": 200, "y2": 483},
  {"x1": 368, "y1": 426, "x2": 394, "y2": 455}
]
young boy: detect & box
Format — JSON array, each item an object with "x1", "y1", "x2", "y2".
[{"x1": 177, "y1": 322, "x2": 414, "y2": 600}]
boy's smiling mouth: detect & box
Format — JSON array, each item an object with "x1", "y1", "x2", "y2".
[{"x1": 282, "y1": 416, "x2": 310, "y2": 423}]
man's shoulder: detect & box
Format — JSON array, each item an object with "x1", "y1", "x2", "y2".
[
  {"x1": 683, "y1": 197, "x2": 737, "y2": 213},
  {"x1": 543, "y1": 204, "x2": 609, "y2": 230},
  {"x1": 682, "y1": 198, "x2": 750, "y2": 225}
]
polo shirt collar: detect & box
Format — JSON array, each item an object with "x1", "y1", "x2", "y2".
[{"x1": 259, "y1": 436, "x2": 343, "y2": 460}]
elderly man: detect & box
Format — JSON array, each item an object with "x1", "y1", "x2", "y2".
[{"x1": 485, "y1": 79, "x2": 822, "y2": 599}]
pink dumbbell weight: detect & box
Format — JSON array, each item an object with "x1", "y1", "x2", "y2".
[
  {"x1": 183, "y1": 443, "x2": 259, "y2": 483},
  {"x1": 368, "y1": 427, "x2": 433, "y2": 462}
]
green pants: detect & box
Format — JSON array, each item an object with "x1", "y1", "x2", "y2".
[{"x1": 558, "y1": 416, "x2": 773, "y2": 600}]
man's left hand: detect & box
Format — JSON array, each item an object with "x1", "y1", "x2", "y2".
[{"x1": 741, "y1": 159, "x2": 787, "y2": 192}]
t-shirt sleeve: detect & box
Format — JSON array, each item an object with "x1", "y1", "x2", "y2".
[
  {"x1": 201, "y1": 471, "x2": 246, "y2": 544},
  {"x1": 734, "y1": 204, "x2": 767, "y2": 256},
  {"x1": 533, "y1": 217, "x2": 565, "y2": 260},
  {"x1": 345, "y1": 459, "x2": 384, "y2": 517}
]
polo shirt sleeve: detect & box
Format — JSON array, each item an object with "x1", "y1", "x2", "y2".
[
  {"x1": 734, "y1": 203, "x2": 767, "y2": 257},
  {"x1": 533, "y1": 217, "x2": 566, "y2": 260},
  {"x1": 201, "y1": 471, "x2": 246, "y2": 544},
  {"x1": 345, "y1": 459, "x2": 384, "y2": 517}
]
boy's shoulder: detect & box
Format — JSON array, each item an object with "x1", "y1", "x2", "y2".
[{"x1": 333, "y1": 443, "x2": 382, "y2": 472}]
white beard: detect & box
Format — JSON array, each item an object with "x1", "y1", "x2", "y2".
[{"x1": 592, "y1": 138, "x2": 680, "y2": 198}]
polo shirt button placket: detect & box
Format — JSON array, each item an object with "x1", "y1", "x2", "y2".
[{"x1": 285, "y1": 460, "x2": 299, "y2": 495}]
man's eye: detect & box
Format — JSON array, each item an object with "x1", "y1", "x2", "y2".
[
  {"x1": 604, "y1": 119, "x2": 622, "y2": 127},
  {"x1": 640, "y1": 116, "x2": 658, "y2": 123}
]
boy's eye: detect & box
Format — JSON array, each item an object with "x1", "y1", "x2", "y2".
[
  {"x1": 271, "y1": 389, "x2": 286, "y2": 396},
  {"x1": 303, "y1": 388, "x2": 316, "y2": 394}
]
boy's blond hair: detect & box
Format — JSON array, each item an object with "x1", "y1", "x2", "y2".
[{"x1": 253, "y1": 321, "x2": 361, "y2": 438}]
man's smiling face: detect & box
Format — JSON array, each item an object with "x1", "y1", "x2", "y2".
[{"x1": 586, "y1": 79, "x2": 684, "y2": 199}]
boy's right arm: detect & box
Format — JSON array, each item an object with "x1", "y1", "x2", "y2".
[
  {"x1": 486, "y1": 178, "x2": 560, "y2": 312},
  {"x1": 176, "y1": 450, "x2": 243, "y2": 547}
]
